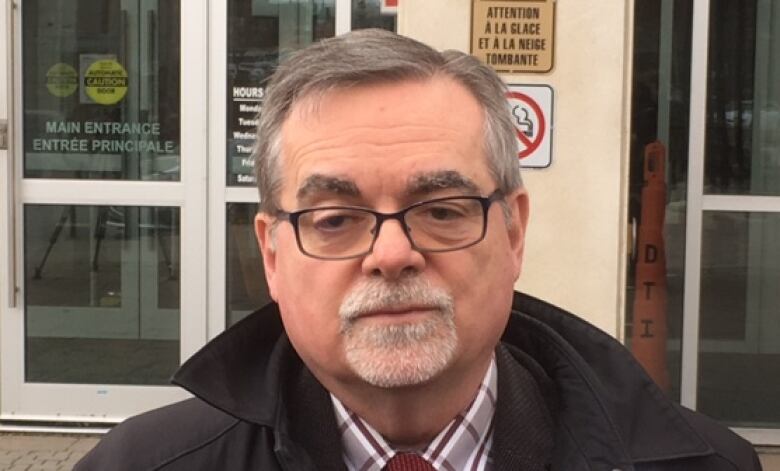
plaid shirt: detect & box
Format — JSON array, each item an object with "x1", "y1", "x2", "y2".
[{"x1": 331, "y1": 357, "x2": 497, "y2": 471}]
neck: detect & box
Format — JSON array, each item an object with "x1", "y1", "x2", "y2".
[{"x1": 326, "y1": 355, "x2": 493, "y2": 447}]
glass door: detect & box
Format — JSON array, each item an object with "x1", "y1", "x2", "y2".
[
  {"x1": 207, "y1": 0, "x2": 398, "y2": 337},
  {"x1": 628, "y1": 0, "x2": 779, "y2": 446},
  {"x1": 1, "y1": 0, "x2": 207, "y2": 421},
  {"x1": 682, "y1": 0, "x2": 780, "y2": 443}
]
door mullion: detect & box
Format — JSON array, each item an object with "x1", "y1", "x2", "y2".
[
  {"x1": 180, "y1": 0, "x2": 209, "y2": 361},
  {"x1": 680, "y1": 0, "x2": 712, "y2": 411},
  {"x1": 336, "y1": 0, "x2": 351, "y2": 35},
  {"x1": 207, "y1": 0, "x2": 228, "y2": 340}
]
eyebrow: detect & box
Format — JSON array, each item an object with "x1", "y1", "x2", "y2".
[
  {"x1": 405, "y1": 170, "x2": 480, "y2": 197},
  {"x1": 296, "y1": 174, "x2": 361, "y2": 202}
]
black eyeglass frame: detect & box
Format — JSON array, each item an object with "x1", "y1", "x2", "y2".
[{"x1": 275, "y1": 189, "x2": 505, "y2": 260}]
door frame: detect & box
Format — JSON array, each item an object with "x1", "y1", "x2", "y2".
[
  {"x1": 0, "y1": 0, "x2": 208, "y2": 422},
  {"x1": 1, "y1": 0, "x2": 393, "y2": 425},
  {"x1": 205, "y1": 0, "x2": 355, "y2": 339},
  {"x1": 681, "y1": 0, "x2": 780, "y2": 445}
]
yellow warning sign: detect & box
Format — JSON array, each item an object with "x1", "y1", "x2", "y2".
[
  {"x1": 471, "y1": 0, "x2": 555, "y2": 74},
  {"x1": 46, "y1": 63, "x2": 78, "y2": 98},
  {"x1": 84, "y1": 59, "x2": 128, "y2": 105}
]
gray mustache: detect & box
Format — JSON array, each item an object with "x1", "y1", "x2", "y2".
[{"x1": 339, "y1": 276, "x2": 454, "y2": 324}]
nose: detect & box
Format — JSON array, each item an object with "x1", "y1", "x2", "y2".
[{"x1": 361, "y1": 218, "x2": 426, "y2": 280}]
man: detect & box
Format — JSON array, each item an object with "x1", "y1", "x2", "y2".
[{"x1": 77, "y1": 29, "x2": 761, "y2": 470}]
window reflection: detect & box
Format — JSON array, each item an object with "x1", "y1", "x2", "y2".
[
  {"x1": 226, "y1": 203, "x2": 271, "y2": 326},
  {"x1": 22, "y1": 0, "x2": 181, "y2": 180},
  {"x1": 227, "y1": 0, "x2": 335, "y2": 186},
  {"x1": 698, "y1": 211, "x2": 780, "y2": 427},
  {"x1": 704, "y1": 0, "x2": 780, "y2": 195},
  {"x1": 352, "y1": 0, "x2": 397, "y2": 31},
  {"x1": 25, "y1": 205, "x2": 180, "y2": 385},
  {"x1": 626, "y1": 0, "x2": 693, "y2": 402}
]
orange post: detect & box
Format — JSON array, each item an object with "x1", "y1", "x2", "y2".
[{"x1": 631, "y1": 141, "x2": 670, "y2": 392}]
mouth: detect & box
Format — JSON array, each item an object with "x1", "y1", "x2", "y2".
[{"x1": 356, "y1": 306, "x2": 439, "y2": 323}]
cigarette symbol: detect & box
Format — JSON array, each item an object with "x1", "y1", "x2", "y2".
[{"x1": 512, "y1": 105, "x2": 534, "y2": 137}]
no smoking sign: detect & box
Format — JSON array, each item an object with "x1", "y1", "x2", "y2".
[{"x1": 506, "y1": 84, "x2": 553, "y2": 168}]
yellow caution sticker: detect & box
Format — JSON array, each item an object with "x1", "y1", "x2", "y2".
[
  {"x1": 46, "y1": 63, "x2": 78, "y2": 98},
  {"x1": 84, "y1": 59, "x2": 128, "y2": 105}
]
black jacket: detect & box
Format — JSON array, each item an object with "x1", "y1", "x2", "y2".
[{"x1": 75, "y1": 293, "x2": 761, "y2": 470}]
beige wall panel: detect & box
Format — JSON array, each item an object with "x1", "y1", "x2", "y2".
[
  {"x1": 398, "y1": 0, "x2": 471, "y2": 51},
  {"x1": 400, "y1": 1, "x2": 632, "y2": 336},
  {"x1": 1, "y1": 0, "x2": 7, "y2": 119}
]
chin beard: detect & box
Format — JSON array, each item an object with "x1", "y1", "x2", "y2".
[{"x1": 339, "y1": 275, "x2": 457, "y2": 388}]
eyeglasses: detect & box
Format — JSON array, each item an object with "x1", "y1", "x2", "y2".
[{"x1": 276, "y1": 189, "x2": 504, "y2": 260}]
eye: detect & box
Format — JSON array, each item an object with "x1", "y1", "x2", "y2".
[
  {"x1": 315, "y1": 214, "x2": 349, "y2": 230},
  {"x1": 309, "y1": 209, "x2": 369, "y2": 233},
  {"x1": 423, "y1": 204, "x2": 468, "y2": 221}
]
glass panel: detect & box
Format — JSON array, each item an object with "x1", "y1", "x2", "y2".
[
  {"x1": 24, "y1": 205, "x2": 180, "y2": 385},
  {"x1": 626, "y1": 0, "x2": 693, "y2": 401},
  {"x1": 22, "y1": 0, "x2": 181, "y2": 180},
  {"x1": 698, "y1": 211, "x2": 780, "y2": 427},
  {"x1": 227, "y1": 0, "x2": 335, "y2": 186},
  {"x1": 352, "y1": 0, "x2": 397, "y2": 31},
  {"x1": 226, "y1": 203, "x2": 271, "y2": 326},
  {"x1": 704, "y1": 0, "x2": 780, "y2": 195}
]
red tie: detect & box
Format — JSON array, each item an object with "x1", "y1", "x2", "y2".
[{"x1": 384, "y1": 453, "x2": 436, "y2": 471}]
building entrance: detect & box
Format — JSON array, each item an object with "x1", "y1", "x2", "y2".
[
  {"x1": 1, "y1": 0, "x2": 396, "y2": 424},
  {"x1": 1, "y1": 0, "x2": 207, "y2": 421},
  {"x1": 628, "y1": 0, "x2": 780, "y2": 443}
]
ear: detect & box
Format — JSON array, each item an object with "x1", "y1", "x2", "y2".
[
  {"x1": 255, "y1": 212, "x2": 280, "y2": 301},
  {"x1": 506, "y1": 188, "x2": 530, "y2": 280}
]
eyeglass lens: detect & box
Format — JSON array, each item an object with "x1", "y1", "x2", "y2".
[{"x1": 296, "y1": 198, "x2": 486, "y2": 258}]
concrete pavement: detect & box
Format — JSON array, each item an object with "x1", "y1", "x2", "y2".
[{"x1": 0, "y1": 433, "x2": 99, "y2": 471}]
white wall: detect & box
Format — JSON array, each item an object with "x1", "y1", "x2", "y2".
[
  {"x1": 400, "y1": 1, "x2": 632, "y2": 336},
  {"x1": 0, "y1": 1, "x2": 6, "y2": 121}
]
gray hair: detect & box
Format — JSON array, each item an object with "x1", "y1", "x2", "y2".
[{"x1": 253, "y1": 28, "x2": 522, "y2": 214}]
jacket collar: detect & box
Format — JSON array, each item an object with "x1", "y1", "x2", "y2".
[
  {"x1": 171, "y1": 309, "x2": 345, "y2": 470},
  {"x1": 172, "y1": 292, "x2": 715, "y2": 467},
  {"x1": 172, "y1": 306, "x2": 286, "y2": 426},
  {"x1": 505, "y1": 293, "x2": 714, "y2": 466}
]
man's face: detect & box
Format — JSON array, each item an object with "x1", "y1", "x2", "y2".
[{"x1": 255, "y1": 76, "x2": 529, "y2": 394}]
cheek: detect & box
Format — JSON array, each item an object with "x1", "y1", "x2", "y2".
[
  {"x1": 275, "y1": 259, "x2": 342, "y2": 322},
  {"x1": 274, "y1": 234, "x2": 343, "y2": 306},
  {"x1": 278, "y1": 303, "x2": 340, "y2": 372},
  {"x1": 272, "y1": 254, "x2": 356, "y2": 360},
  {"x1": 447, "y1": 239, "x2": 515, "y2": 297},
  {"x1": 442, "y1": 238, "x2": 516, "y2": 335},
  {"x1": 275, "y1": 282, "x2": 344, "y2": 372}
]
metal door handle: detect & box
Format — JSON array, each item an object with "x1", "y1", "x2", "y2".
[
  {"x1": 0, "y1": 119, "x2": 7, "y2": 150},
  {"x1": 4, "y1": 1, "x2": 18, "y2": 308}
]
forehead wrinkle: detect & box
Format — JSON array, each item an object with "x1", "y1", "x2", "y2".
[
  {"x1": 290, "y1": 125, "x2": 464, "y2": 155},
  {"x1": 405, "y1": 170, "x2": 480, "y2": 197},
  {"x1": 296, "y1": 174, "x2": 361, "y2": 201}
]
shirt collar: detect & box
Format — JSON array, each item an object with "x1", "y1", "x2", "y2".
[{"x1": 331, "y1": 356, "x2": 498, "y2": 471}]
